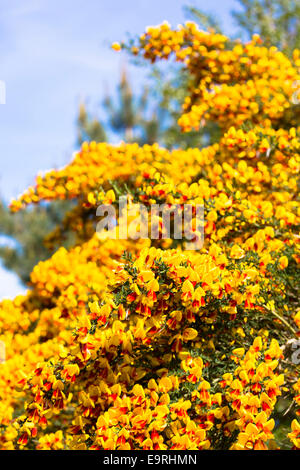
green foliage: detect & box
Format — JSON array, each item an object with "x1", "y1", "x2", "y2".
[
  {"x1": 77, "y1": 69, "x2": 166, "y2": 146},
  {"x1": 0, "y1": 200, "x2": 74, "y2": 284},
  {"x1": 183, "y1": 5, "x2": 222, "y2": 32},
  {"x1": 77, "y1": 103, "x2": 107, "y2": 145}
]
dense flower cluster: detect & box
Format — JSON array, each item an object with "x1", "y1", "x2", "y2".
[
  {"x1": 128, "y1": 22, "x2": 300, "y2": 132},
  {"x1": 0, "y1": 24, "x2": 299, "y2": 450}
]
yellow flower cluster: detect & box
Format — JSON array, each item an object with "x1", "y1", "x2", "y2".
[
  {"x1": 0, "y1": 27, "x2": 299, "y2": 450},
  {"x1": 224, "y1": 337, "x2": 284, "y2": 450},
  {"x1": 8, "y1": 245, "x2": 289, "y2": 450},
  {"x1": 131, "y1": 22, "x2": 300, "y2": 131}
]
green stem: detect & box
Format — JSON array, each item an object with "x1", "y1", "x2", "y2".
[{"x1": 265, "y1": 307, "x2": 297, "y2": 335}]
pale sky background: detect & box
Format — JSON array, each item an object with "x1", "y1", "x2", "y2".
[{"x1": 0, "y1": 0, "x2": 238, "y2": 299}]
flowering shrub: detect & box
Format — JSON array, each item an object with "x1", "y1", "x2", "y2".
[{"x1": 1, "y1": 23, "x2": 299, "y2": 450}]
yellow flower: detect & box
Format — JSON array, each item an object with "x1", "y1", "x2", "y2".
[
  {"x1": 230, "y1": 245, "x2": 245, "y2": 259},
  {"x1": 111, "y1": 42, "x2": 121, "y2": 51},
  {"x1": 182, "y1": 328, "x2": 198, "y2": 341}
]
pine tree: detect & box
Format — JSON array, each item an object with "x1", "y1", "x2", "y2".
[
  {"x1": 78, "y1": 68, "x2": 165, "y2": 145},
  {"x1": 0, "y1": 200, "x2": 74, "y2": 284},
  {"x1": 232, "y1": 0, "x2": 300, "y2": 55}
]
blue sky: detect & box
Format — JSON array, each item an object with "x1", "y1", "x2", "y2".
[{"x1": 0, "y1": 0, "x2": 237, "y2": 299}]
